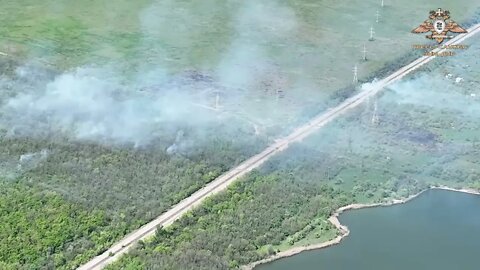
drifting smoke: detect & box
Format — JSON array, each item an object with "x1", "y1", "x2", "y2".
[
  {"x1": 18, "y1": 149, "x2": 49, "y2": 171},
  {"x1": 0, "y1": 0, "x2": 299, "y2": 148},
  {"x1": 217, "y1": 0, "x2": 297, "y2": 89},
  {"x1": 387, "y1": 72, "x2": 480, "y2": 116},
  {"x1": 1, "y1": 66, "x2": 215, "y2": 146}
]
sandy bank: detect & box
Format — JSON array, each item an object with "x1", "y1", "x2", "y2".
[{"x1": 243, "y1": 186, "x2": 480, "y2": 270}]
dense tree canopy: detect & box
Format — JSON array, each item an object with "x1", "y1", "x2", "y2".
[{"x1": 0, "y1": 182, "x2": 111, "y2": 269}]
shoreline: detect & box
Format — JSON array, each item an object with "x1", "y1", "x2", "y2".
[{"x1": 243, "y1": 185, "x2": 480, "y2": 270}]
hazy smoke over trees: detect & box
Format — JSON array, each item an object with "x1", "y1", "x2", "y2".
[{"x1": 1, "y1": 66, "x2": 213, "y2": 146}]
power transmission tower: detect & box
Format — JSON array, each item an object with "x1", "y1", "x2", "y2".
[
  {"x1": 371, "y1": 98, "x2": 379, "y2": 125},
  {"x1": 353, "y1": 65, "x2": 358, "y2": 84},
  {"x1": 369, "y1": 26, "x2": 375, "y2": 41},
  {"x1": 381, "y1": 0, "x2": 384, "y2": 7},
  {"x1": 362, "y1": 43, "x2": 368, "y2": 61},
  {"x1": 376, "y1": 10, "x2": 381, "y2": 23}
]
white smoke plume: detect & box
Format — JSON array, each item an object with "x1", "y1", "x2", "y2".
[
  {"x1": 1, "y1": 66, "x2": 213, "y2": 146},
  {"x1": 0, "y1": 0, "x2": 299, "y2": 148}
]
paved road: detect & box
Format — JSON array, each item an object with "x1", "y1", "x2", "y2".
[{"x1": 78, "y1": 24, "x2": 480, "y2": 270}]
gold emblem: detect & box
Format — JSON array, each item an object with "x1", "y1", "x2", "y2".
[{"x1": 412, "y1": 8, "x2": 467, "y2": 44}]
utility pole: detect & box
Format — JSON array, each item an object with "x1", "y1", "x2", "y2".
[
  {"x1": 376, "y1": 10, "x2": 381, "y2": 23},
  {"x1": 362, "y1": 43, "x2": 368, "y2": 61},
  {"x1": 353, "y1": 65, "x2": 358, "y2": 84},
  {"x1": 369, "y1": 26, "x2": 375, "y2": 41},
  {"x1": 381, "y1": 0, "x2": 384, "y2": 7}
]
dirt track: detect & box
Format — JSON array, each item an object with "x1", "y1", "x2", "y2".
[{"x1": 78, "y1": 24, "x2": 480, "y2": 270}]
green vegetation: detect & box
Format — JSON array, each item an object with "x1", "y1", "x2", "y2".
[
  {"x1": 108, "y1": 37, "x2": 480, "y2": 269},
  {"x1": 105, "y1": 132, "x2": 434, "y2": 269},
  {"x1": 0, "y1": 126, "x2": 265, "y2": 268},
  {"x1": 1, "y1": 0, "x2": 478, "y2": 128},
  {"x1": 3, "y1": 129, "x2": 265, "y2": 215},
  {"x1": 0, "y1": 182, "x2": 112, "y2": 270},
  {"x1": 1, "y1": 1, "x2": 480, "y2": 269},
  {"x1": 106, "y1": 170, "x2": 354, "y2": 270}
]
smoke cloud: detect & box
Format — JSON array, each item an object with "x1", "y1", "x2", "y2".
[
  {"x1": 0, "y1": 0, "x2": 299, "y2": 148},
  {"x1": 1, "y1": 66, "x2": 217, "y2": 146},
  {"x1": 386, "y1": 72, "x2": 480, "y2": 116}
]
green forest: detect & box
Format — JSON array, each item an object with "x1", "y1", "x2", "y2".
[
  {"x1": 107, "y1": 43, "x2": 480, "y2": 269},
  {"x1": 0, "y1": 182, "x2": 112, "y2": 270},
  {"x1": 0, "y1": 126, "x2": 267, "y2": 269},
  {"x1": 108, "y1": 113, "x2": 480, "y2": 270}
]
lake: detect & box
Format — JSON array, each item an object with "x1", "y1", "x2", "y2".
[{"x1": 256, "y1": 189, "x2": 480, "y2": 270}]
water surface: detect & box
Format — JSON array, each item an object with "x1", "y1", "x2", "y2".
[{"x1": 257, "y1": 189, "x2": 480, "y2": 270}]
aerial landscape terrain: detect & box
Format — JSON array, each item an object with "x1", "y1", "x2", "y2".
[{"x1": 1, "y1": 1, "x2": 480, "y2": 270}]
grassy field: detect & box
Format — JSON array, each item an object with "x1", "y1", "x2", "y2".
[{"x1": 1, "y1": 0, "x2": 479, "y2": 128}]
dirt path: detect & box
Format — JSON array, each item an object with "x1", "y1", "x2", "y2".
[{"x1": 78, "y1": 24, "x2": 480, "y2": 270}]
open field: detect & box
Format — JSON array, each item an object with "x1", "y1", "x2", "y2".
[{"x1": 2, "y1": 0, "x2": 479, "y2": 129}]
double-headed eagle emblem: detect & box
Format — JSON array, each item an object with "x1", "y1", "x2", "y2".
[{"x1": 412, "y1": 8, "x2": 467, "y2": 43}]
